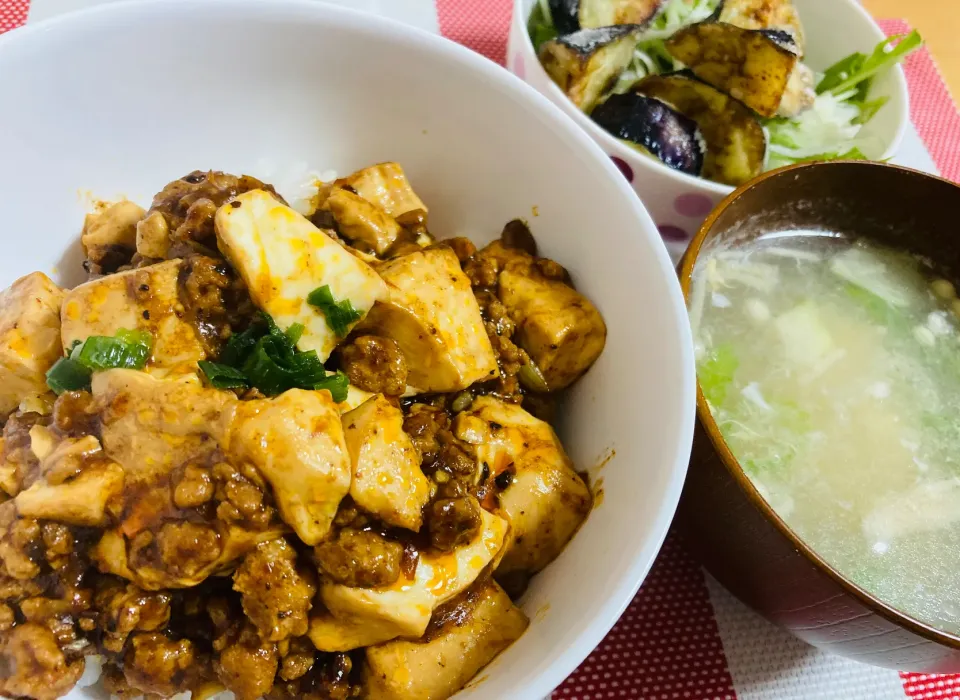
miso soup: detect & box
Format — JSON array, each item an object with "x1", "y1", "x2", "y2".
[{"x1": 691, "y1": 233, "x2": 960, "y2": 634}]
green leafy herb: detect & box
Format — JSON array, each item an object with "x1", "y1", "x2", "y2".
[
  {"x1": 206, "y1": 313, "x2": 350, "y2": 401},
  {"x1": 816, "y1": 31, "x2": 923, "y2": 96},
  {"x1": 76, "y1": 329, "x2": 152, "y2": 371},
  {"x1": 46, "y1": 358, "x2": 93, "y2": 394},
  {"x1": 307, "y1": 285, "x2": 362, "y2": 338},
  {"x1": 698, "y1": 343, "x2": 739, "y2": 406},
  {"x1": 527, "y1": 0, "x2": 557, "y2": 51},
  {"x1": 286, "y1": 323, "x2": 305, "y2": 346},
  {"x1": 313, "y1": 372, "x2": 350, "y2": 403},
  {"x1": 198, "y1": 361, "x2": 250, "y2": 390},
  {"x1": 45, "y1": 329, "x2": 153, "y2": 394}
]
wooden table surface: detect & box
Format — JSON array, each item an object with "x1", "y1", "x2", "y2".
[{"x1": 863, "y1": 0, "x2": 959, "y2": 100}]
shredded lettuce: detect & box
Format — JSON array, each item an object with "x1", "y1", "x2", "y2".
[
  {"x1": 613, "y1": 0, "x2": 720, "y2": 92},
  {"x1": 764, "y1": 32, "x2": 922, "y2": 169}
]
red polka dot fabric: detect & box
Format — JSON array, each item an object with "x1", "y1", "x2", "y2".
[
  {"x1": 0, "y1": 0, "x2": 26, "y2": 32},
  {"x1": 553, "y1": 534, "x2": 736, "y2": 700},
  {"x1": 901, "y1": 673, "x2": 960, "y2": 700}
]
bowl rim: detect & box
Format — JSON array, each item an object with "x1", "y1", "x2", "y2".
[
  {"x1": 509, "y1": 0, "x2": 911, "y2": 198},
  {"x1": 678, "y1": 159, "x2": 960, "y2": 651},
  {"x1": 0, "y1": 0, "x2": 697, "y2": 696}
]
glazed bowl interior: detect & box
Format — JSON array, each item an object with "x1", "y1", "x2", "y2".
[
  {"x1": 0, "y1": 1, "x2": 696, "y2": 698},
  {"x1": 680, "y1": 160, "x2": 960, "y2": 651}
]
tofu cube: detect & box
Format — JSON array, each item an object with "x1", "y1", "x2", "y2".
[
  {"x1": 334, "y1": 162, "x2": 427, "y2": 219},
  {"x1": 215, "y1": 190, "x2": 387, "y2": 360},
  {"x1": 342, "y1": 395, "x2": 430, "y2": 531},
  {"x1": 359, "y1": 247, "x2": 498, "y2": 392},
  {"x1": 363, "y1": 581, "x2": 529, "y2": 700},
  {"x1": 454, "y1": 396, "x2": 591, "y2": 576},
  {"x1": 60, "y1": 259, "x2": 205, "y2": 375},
  {"x1": 310, "y1": 507, "x2": 508, "y2": 651},
  {"x1": 0, "y1": 272, "x2": 64, "y2": 415}
]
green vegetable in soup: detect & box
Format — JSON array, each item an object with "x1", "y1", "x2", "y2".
[{"x1": 698, "y1": 342, "x2": 738, "y2": 405}]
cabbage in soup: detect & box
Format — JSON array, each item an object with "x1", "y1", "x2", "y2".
[{"x1": 691, "y1": 233, "x2": 960, "y2": 634}]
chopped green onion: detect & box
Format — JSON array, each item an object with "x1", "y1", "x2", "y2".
[
  {"x1": 307, "y1": 285, "x2": 363, "y2": 338},
  {"x1": 76, "y1": 329, "x2": 152, "y2": 371},
  {"x1": 198, "y1": 361, "x2": 250, "y2": 390},
  {"x1": 45, "y1": 329, "x2": 153, "y2": 394},
  {"x1": 286, "y1": 323, "x2": 305, "y2": 345},
  {"x1": 212, "y1": 312, "x2": 350, "y2": 399},
  {"x1": 313, "y1": 372, "x2": 349, "y2": 403},
  {"x1": 46, "y1": 357, "x2": 93, "y2": 395}
]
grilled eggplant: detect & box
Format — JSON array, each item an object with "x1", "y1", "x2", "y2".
[
  {"x1": 549, "y1": 0, "x2": 664, "y2": 33},
  {"x1": 592, "y1": 93, "x2": 705, "y2": 175},
  {"x1": 715, "y1": 0, "x2": 805, "y2": 53},
  {"x1": 637, "y1": 73, "x2": 766, "y2": 186},
  {"x1": 540, "y1": 25, "x2": 643, "y2": 112},
  {"x1": 665, "y1": 22, "x2": 798, "y2": 118}
]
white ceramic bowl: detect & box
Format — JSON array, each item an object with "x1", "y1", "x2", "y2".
[
  {"x1": 507, "y1": 0, "x2": 910, "y2": 261},
  {"x1": 0, "y1": 1, "x2": 695, "y2": 698}
]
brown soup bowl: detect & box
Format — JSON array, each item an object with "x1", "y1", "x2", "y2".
[{"x1": 677, "y1": 160, "x2": 960, "y2": 672}]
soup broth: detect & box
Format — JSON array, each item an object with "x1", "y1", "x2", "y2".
[{"x1": 692, "y1": 233, "x2": 960, "y2": 634}]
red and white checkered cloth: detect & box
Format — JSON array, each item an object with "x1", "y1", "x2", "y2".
[{"x1": 4, "y1": 1, "x2": 960, "y2": 698}]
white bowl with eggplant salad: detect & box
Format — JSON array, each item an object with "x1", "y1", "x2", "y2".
[{"x1": 506, "y1": 0, "x2": 920, "y2": 260}]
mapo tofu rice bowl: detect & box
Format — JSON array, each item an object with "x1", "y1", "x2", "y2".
[
  {"x1": 0, "y1": 4, "x2": 697, "y2": 697},
  {"x1": 0, "y1": 162, "x2": 608, "y2": 700}
]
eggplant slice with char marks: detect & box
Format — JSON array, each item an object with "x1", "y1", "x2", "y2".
[
  {"x1": 636, "y1": 72, "x2": 766, "y2": 186},
  {"x1": 665, "y1": 21, "x2": 798, "y2": 118},
  {"x1": 549, "y1": 0, "x2": 664, "y2": 33},
  {"x1": 539, "y1": 25, "x2": 643, "y2": 113},
  {"x1": 714, "y1": 0, "x2": 805, "y2": 54},
  {"x1": 592, "y1": 93, "x2": 705, "y2": 176}
]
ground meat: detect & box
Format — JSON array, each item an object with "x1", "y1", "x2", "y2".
[
  {"x1": 233, "y1": 539, "x2": 315, "y2": 642},
  {"x1": 278, "y1": 637, "x2": 316, "y2": 681},
  {"x1": 463, "y1": 253, "x2": 499, "y2": 289},
  {"x1": 0, "y1": 603, "x2": 12, "y2": 631},
  {"x1": 52, "y1": 391, "x2": 99, "y2": 439},
  {"x1": 444, "y1": 236, "x2": 477, "y2": 263},
  {"x1": 471, "y1": 291, "x2": 529, "y2": 404},
  {"x1": 213, "y1": 461, "x2": 276, "y2": 530},
  {"x1": 147, "y1": 171, "x2": 283, "y2": 257},
  {"x1": 0, "y1": 506, "x2": 42, "y2": 581},
  {"x1": 123, "y1": 632, "x2": 207, "y2": 697},
  {"x1": 426, "y1": 481, "x2": 482, "y2": 553},
  {"x1": 19, "y1": 593, "x2": 90, "y2": 652},
  {"x1": 2, "y1": 410, "x2": 49, "y2": 494},
  {"x1": 173, "y1": 464, "x2": 215, "y2": 509},
  {"x1": 0, "y1": 624, "x2": 84, "y2": 700},
  {"x1": 154, "y1": 522, "x2": 223, "y2": 580},
  {"x1": 178, "y1": 255, "x2": 257, "y2": 357},
  {"x1": 95, "y1": 580, "x2": 172, "y2": 653},
  {"x1": 314, "y1": 529, "x2": 402, "y2": 588},
  {"x1": 339, "y1": 336, "x2": 408, "y2": 396},
  {"x1": 0, "y1": 574, "x2": 43, "y2": 604},
  {"x1": 41, "y1": 523, "x2": 72, "y2": 566},
  {"x1": 215, "y1": 623, "x2": 278, "y2": 700},
  {"x1": 268, "y1": 653, "x2": 361, "y2": 700},
  {"x1": 402, "y1": 404, "x2": 476, "y2": 478}
]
